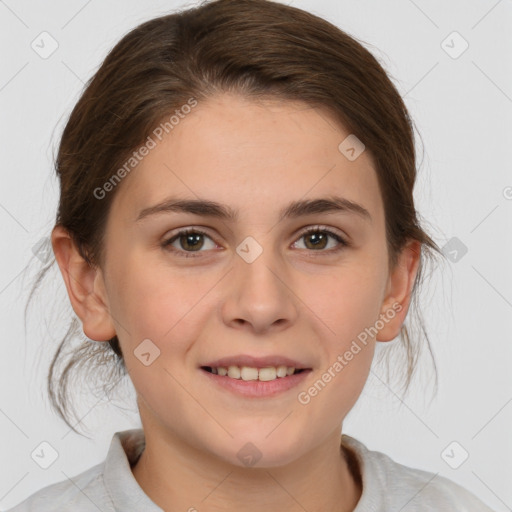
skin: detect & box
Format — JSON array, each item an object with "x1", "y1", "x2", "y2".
[{"x1": 52, "y1": 92, "x2": 420, "y2": 512}]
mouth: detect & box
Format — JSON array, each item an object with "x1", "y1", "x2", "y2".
[
  {"x1": 199, "y1": 357, "x2": 312, "y2": 398},
  {"x1": 200, "y1": 365, "x2": 307, "y2": 381}
]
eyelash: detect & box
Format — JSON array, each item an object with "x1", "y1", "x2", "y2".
[{"x1": 161, "y1": 226, "x2": 349, "y2": 259}]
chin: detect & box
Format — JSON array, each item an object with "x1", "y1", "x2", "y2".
[{"x1": 218, "y1": 430, "x2": 305, "y2": 469}]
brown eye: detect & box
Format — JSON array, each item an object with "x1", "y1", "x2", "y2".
[
  {"x1": 177, "y1": 232, "x2": 204, "y2": 251},
  {"x1": 303, "y1": 231, "x2": 328, "y2": 250},
  {"x1": 293, "y1": 227, "x2": 348, "y2": 252},
  {"x1": 162, "y1": 228, "x2": 216, "y2": 257}
]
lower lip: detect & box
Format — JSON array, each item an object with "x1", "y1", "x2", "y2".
[{"x1": 200, "y1": 368, "x2": 312, "y2": 398}]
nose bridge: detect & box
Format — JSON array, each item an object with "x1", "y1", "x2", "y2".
[
  {"x1": 235, "y1": 234, "x2": 284, "y2": 298},
  {"x1": 222, "y1": 234, "x2": 298, "y2": 332}
]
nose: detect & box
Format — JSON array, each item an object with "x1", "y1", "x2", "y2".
[{"x1": 221, "y1": 242, "x2": 299, "y2": 335}]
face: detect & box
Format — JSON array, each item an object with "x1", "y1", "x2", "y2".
[{"x1": 82, "y1": 93, "x2": 411, "y2": 467}]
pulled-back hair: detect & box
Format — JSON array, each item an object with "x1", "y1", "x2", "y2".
[{"x1": 27, "y1": 0, "x2": 443, "y2": 433}]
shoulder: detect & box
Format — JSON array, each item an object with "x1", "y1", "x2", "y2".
[
  {"x1": 6, "y1": 462, "x2": 112, "y2": 512},
  {"x1": 6, "y1": 428, "x2": 153, "y2": 512},
  {"x1": 342, "y1": 434, "x2": 496, "y2": 511}
]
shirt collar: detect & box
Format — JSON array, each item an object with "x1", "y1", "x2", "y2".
[
  {"x1": 102, "y1": 429, "x2": 372, "y2": 511},
  {"x1": 342, "y1": 433, "x2": 381, "y2": 511},
  {"x1": 103, "y1": 428, "x2": 163, "y2": 511}
]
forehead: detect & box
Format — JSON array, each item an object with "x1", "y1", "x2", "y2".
[{"x1": 110, "y1": 93, "x2": 383, "y2": 226}]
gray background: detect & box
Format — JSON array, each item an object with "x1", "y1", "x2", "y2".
[{"x1": 0, "y1": 0, "x2": 511, "y2": 510}]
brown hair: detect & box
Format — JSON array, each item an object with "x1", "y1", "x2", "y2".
[{"x1": 27, "y1": 0, "x2": 444, "y2": 433}]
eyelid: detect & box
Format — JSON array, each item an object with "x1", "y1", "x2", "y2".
[
  {"x1": 294, "y1": 224, "x2": 347, "y2": 241},
  {"x1": 291, "y1": 224, "x2": 350, "y2": 252},
  {"x1": 161, "y1": 226, "x2": 222, "y2": 259},
  {"x1": 162, "y1": 224, "x2": 349, "y2": 257}
]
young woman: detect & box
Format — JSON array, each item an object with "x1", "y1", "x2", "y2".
[{"x1": 11, "y1": 0, "x2": 495, "y2": 510}]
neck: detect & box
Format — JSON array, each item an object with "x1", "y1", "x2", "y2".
[{"x1": 131, "y1": 425, "x2": 362, "y2": 512}]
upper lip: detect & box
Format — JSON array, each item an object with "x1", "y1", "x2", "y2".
[{"x1": 202, "y1": 354, "x2": 311, "y2": 369}]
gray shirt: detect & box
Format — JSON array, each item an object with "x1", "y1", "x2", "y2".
[{"x1": 7, "y1": 428, "x2": 495, "y2": 511}]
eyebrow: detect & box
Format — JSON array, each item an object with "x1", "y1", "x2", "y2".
[{"x1": 135, "y1": 196, "x2": 372, "y2": 224}]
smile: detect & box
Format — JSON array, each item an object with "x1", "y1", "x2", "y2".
[
  {"x1": 202, "y1": 365, "x2": 305, "y2": 381},
  {"x1": 200, "y1": 366, "x2": 312, "y2": 398}
]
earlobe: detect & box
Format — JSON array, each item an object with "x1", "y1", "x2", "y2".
[
  {"x1": 377, "y1": 240, "x2": 421, "y2": 342},
  {"x1": 51, "y1": 225, "x2": 117, "y2": 342}
]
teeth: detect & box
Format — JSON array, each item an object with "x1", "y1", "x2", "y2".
[
  {"x1": 227, "y1": 366, "x2": 241, "y2": 379},
  {"x1": 208, "y1": 365, "x2": 298, "y2": 381},
  {"x1": 241, "y1": 367, "x2": 258, "y2": 381},
  {"x1": 258, "y1": 367, "x2": 276, "y2": 381},
  {"x1": 276, "y1": 366, "x2": 288, "y2": 378}
]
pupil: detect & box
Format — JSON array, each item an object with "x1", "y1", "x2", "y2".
[
  {"x1": 182, "y1": 233, "x2": 203, "y2": 250},
  {"x1": 307, "y1": 232, "x2": 327, "y2": 250}
]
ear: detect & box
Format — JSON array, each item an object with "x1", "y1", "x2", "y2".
[
  {"x1": 376, "y1": 239, "x2": 421, "y2": 342},
  {"x1": 51, "y1": 225, "x2": 116, "y2": 342}
]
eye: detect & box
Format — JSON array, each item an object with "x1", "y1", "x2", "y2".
[
  {"x1": 162, "y1": 225, "x2": 349, "y2": 259},
  {"x1": 292, "y1": 226, "x2": 349, "y2": 253},
  {"x1": 162, "y1": 228, "x2": 217, "y2": 258}
]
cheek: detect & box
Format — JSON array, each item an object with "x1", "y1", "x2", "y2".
[
  {"x1": 108, "y1": 254, "x2": 220, "y2": 360},
  {"x1": 306, "y1": 259, "x2": 387, "y2": 345},
  {"x1": 297, "y1": 281, "x2": 378, "y2": 422},
  {"x1": 110, "y1": 261, "x2": 206, "y2": 420}
]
